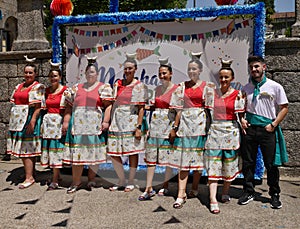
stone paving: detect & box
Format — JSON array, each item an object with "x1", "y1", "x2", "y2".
[{"x1": 0, "y1": 160, "x2": 299, "y2": 229}]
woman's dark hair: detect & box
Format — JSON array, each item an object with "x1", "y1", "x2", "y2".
[
  {"x1": 48, "y1": 69, "x2": 62, "y2": 77},
  {"x1": 124, "y1": 59, "x2": 137, "y2": 69},
  {"x1": 24, "y1": 63, "x2": 37, "y2": 74},
  {"x1": 159, "y1": 64, "x2": 172, "y2": 73},
  {"x1": 188, "y1": 59, "x2": 203, "y2": 70},
  {"x1": 219, "y1": 67, "x2": 235, "y2": 79},
  {"x1": 85, "y1": 63, "x2": 99, "y2": 73}
]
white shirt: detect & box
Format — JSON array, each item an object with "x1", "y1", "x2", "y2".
[{"x1": 243, "y1": 78, "x2": 288, "y2": 120}]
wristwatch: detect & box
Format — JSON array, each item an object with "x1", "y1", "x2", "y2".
[
  {"x1": 172, "y1": 125, "x2": 178, "y2": 132},
  {"x1": 136, "y1": 124, "x2": 142, "y2": 130}
]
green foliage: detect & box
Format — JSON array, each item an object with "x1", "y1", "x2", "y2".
[
  {"x1": 285, "y1": 27, "x2": 292, "y2": 37},
  {"x1": 247, "y1": 0, "x2": 275, "y2": 24}
]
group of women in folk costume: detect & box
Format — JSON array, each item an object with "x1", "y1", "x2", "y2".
[{"x1": 6, "y1": 52, "x2": 245, "y2": 214}]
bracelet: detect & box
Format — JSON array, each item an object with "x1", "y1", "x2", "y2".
[
  {"x1": 270, "y1": 123, "x2": 275, "y2": 128},
  {"x1": 136, "y1": 124, "x2": 142, "y2": 130}
]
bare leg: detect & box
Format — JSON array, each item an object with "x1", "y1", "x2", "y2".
[
  {"x1": 191, "y1": 170, "x2": 201, "y2": 191},
  {"x1": 128, "y1": 154, "x2": 138, "y2": 185},
  {"x1": 22, "y1": 157, "x2": 36, "y2": 182},
  {"x1": 162, "y1": 167, "x2": 173, "y2": 189},
  {"x1": 208, "y1": 180, "x2": 218, "y2": 203},
  {"x1": 88, "y1": 164, "x2": 99, "y2": 182},
  {"x1": 72, "y1": 165, "x2": 84, "y2": 186},
  {"x1": 52, "y1": 168, "x2": 60, "y2": 183},
  {"x1": 178, "y1": 170, "x2": 189, "y2": 198},
  {"x1": 145, "y1": 165, "x2": 155, "y2": 192},
  {"x1": 222, "y1": 181, "x2": 231, "y2": 196},
  {"x1": 110, "y1": 156, "x2": 126, "y2": 185}
]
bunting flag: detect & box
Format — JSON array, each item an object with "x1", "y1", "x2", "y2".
[
  {"x1": 67, "y1": 20, "x2": 250, "y2": 56},
  {"x1": 68, "y1": 26, "x2": 130, "y2": 37},
  {"x1": 227, "y1": 20, "x2": 235, "y2": 35}
]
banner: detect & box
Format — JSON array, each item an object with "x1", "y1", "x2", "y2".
[{"x1": 66, "y1": 18, "x2": 253, "y2": 98}]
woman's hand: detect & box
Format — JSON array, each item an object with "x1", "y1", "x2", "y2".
[
  {"x1": 169, "y1": 129, "x2": 177, "y2": 145},
  {"x1": 135, "y1": 128, "x2": 142, "y2": 141},
  {"x1": 25, "y1": 121, "x2": 35, "y2": 135},
  {"x1": 101, "y1": 121, "x2": 109, "y2": 131},
  {"x1": 61, "y1": 122, "x2": 69, "y2": 136},
  {"x1": 240, "y1": 118, "x2": 249, "y2": 135}
]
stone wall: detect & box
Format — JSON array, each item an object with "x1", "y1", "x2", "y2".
[
  {"x1": 265, "y1": 38, "x2": 300, "y2": 175},
  {"x1": 0, "y1": 38, "x2": 299, "y2": 175}
]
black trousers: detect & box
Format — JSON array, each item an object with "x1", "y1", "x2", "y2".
[{"x1": 241, "y1": 125, "x2": 280, "y2": 196}]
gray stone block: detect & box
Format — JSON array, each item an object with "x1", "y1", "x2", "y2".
[
  {"x1": 273, "y1": 72, "x2": 300, "y2": 103},
  {"x1": 0, "y1": 78, "x2": 9, "y2": 101},
  {"x1": 0, "y1": 62, "x2": 18, "y2": 77},
  {"x1": 281, "y1": 103, "x2": 300, "y2": 130},
  {"x1": 0, "y1": 139, "x2": 7, "y2": 156},
  {"x1": 0, "y1": 102, "x2": 12, "y2": 123},
  {"x1": 0, "y1": 123, "x2": 8, "y2": 140},
  {"x1": 283, "y1": 131, "x2": 300, "y2": 166}
]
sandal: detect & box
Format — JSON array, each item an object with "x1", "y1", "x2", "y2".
[
  {"x1": 47, "y1": 182, "x2": 59, "y2": 191},
  {"x1": 109, "y1": 184, "x2": 125, "y2": 191},
  {"x1": 19, "y1": 180, "x2": 35, "y2": 189},
  {"x1": 124, "y1": 184, "x2": 135, "y2": 192},
  {"x1": 187, "y1": 190, "x2": 198, "y2": 199},
  {"x1": 67, "y1": 184, "x2": 82, "y2": 194},
  {"x1": 173, "y1": 195, "x2": 187, "y2": 209},
  {"x1": 221, "y1": 194, "x2": 231, "y2": 203},
  {"x1": 138, "y1": 190, "x2": 156, "y2": 201},
  {"x1": 158, "y1": 188, "x2": 170, "y2": 196},
  {"x1": 210, "y1": 202, "x2": 220, "y2": 214}
]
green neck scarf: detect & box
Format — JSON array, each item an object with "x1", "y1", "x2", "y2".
[{"x1": 251, "y1": 75, "x2": 266, "y2": 101}]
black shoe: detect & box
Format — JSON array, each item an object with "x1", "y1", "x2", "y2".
[
  {"x1": 1, "y1": 154, "x2": 11, "y2": 161},
  {"x1": 270, "y1": 194, "x2": 282, "y2": 209},
  {"x1": 238, "y1": 192, "x2": 254, "y2": 205}
]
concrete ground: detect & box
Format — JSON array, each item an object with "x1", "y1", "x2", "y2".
[{"x1": 0, "y1": 160, "x2": 299, "y2": 229}]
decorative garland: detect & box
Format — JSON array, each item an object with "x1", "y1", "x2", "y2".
[
  {"x1": 52, "y1": 2, "x2": 265, "y2": 63},
  {"x1": 67, "y1": 20, "x2": 251, "y2": 56}
]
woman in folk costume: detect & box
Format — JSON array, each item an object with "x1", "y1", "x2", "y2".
[
  {"x1": 204, "y1": 59, "x2": 245, "y2": 214},
  {"x1": 169, "y1": 52, "x2": 215, "y2": 208},
  {"x1": 107, "y1": 52, "x2": 148, "y2": 192},
  {"x1": 138, "y1": 57, "x2": 177, "y2": 200},
  {"x1": 62, "y1": 56, "x2": 113, "y2": 193},
  {"x1": 7, "y1": 56, "x2": 45, "y2": 189},
  {"x1": 40, "y1": 61, "x2": 67, "y2": 190}
]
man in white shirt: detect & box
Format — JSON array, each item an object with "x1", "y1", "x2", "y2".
[{"x1": 239, "y1": 56, "x2": 288, "y2": 209}]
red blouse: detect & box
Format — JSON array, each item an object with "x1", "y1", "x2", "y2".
[
  {"x1": 214, "y1": 89, "x2": 239, "y2": 120},
  {"x1": 154, "y1": 85, "x2": 178, "y2": 109},
  {"x1": 183, "y1": 81, "x2": 206, "y2": 108},
  {"x1": 74, "y1": 83, "x2": 104, "y2": 108},
  {"x1": 13, "y1": 81, "x2": 39, "y2": 105},
  {"x1": 115, "y1": 79, "x2": 139, "y2": 105},
  {"x1": 45, "y1": 86, "x2": 67, "y2": 114}
]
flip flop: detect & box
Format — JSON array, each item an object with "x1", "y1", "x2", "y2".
[{"x1": 19, "y1": 180, "x2": 35, "y2": 189}]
